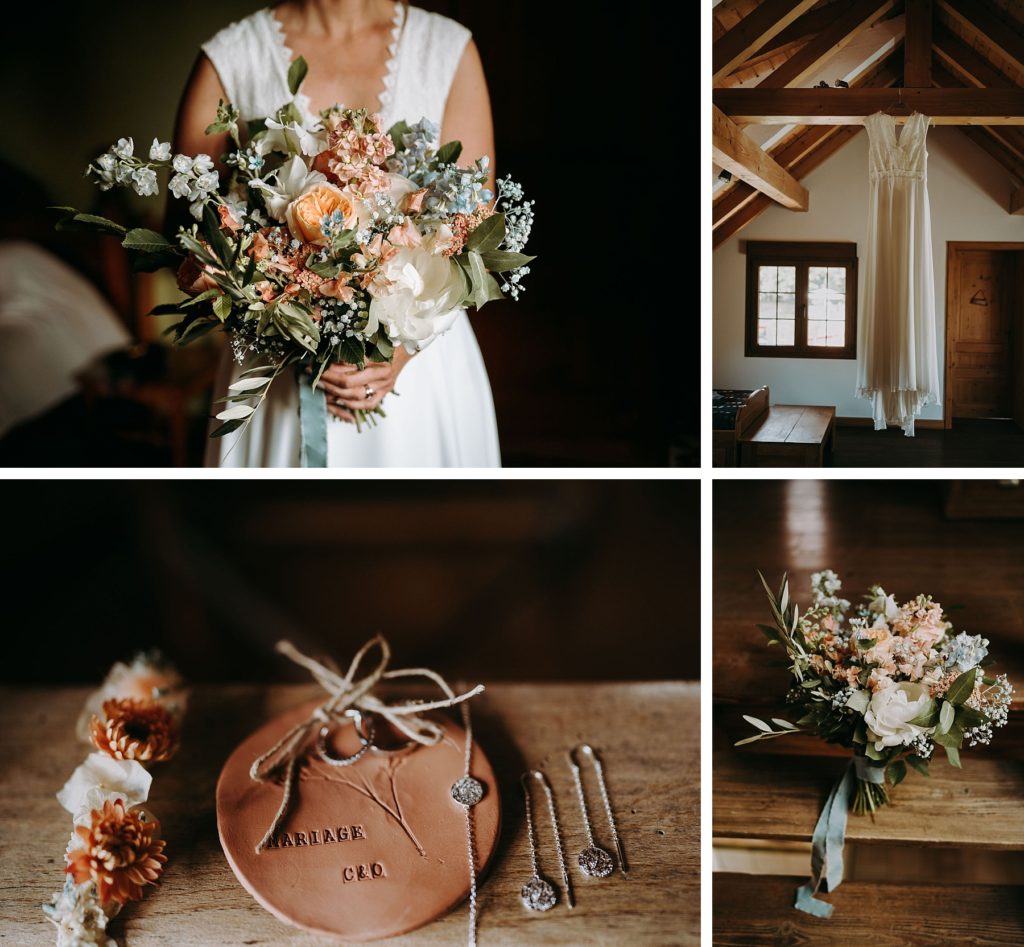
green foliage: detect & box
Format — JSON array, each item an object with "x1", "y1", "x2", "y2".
[
  {"x1": 287, "y1": 56, "x2": 309, "y2": 96},
  {"x1": 458, "y1": 251, "x2": 505, "y2": 310},
  {"x1": 887, "y1": 759, "x2": 907, "y2": 787},
  {"x1": 466, "y1": 214, "x2": 505, "y2": 253},
  {"x1": 944, "y1": 667, "x2": 978, "y2": 706},
  {"x1": 338, "y1": 336, "x2": 366, "y2": 368},
  {"x1": 52, "y1": 208, "x2": 126, "y2": 237},
  {"x1": 436, "y1": 140, "x2": 463, "y2": 165},
  {"x1": 906, "y1": 755, "x2": 930, "y2": 777},
  {"x1": 387, "y1": 120, "x2": 412, "y2": 148},
  {"x1": 202, "y1": 204, "x2": 235, "y2": 268},
  {"x1": 478, "y1": 250, "x2": 536, "y2": 272},
  {"x1": 213, "y1": 294, "x2": 233, "y2": 321},
  {"x1": 944, "y1": 743, "x2": 961, "y2": 768},
  {"x1": 210, "y1": 418, "x2": 245, "y2": 438},
  {"x1": 122, "y1": 228, "x2": 171, "y2": 254}
]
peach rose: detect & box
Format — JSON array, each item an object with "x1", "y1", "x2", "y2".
[
  {"x1": 402, "y1": 187, "x2": 429, "y2": 215},
  {"x1": 285, "y1": 183, "x2": 357, "y2": 246},
  {"x1": 176, "y1": 254, "x2": 219, "y2": 295}
]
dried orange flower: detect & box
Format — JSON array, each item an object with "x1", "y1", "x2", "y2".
[
  {"x1": 66, "y1": 799, "x2": 167, "y2": 906},
  {"x1": 90, "y1": 699, "x2": 179, "y2": 763}
]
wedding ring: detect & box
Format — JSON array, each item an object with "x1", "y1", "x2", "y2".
[
  {"x1": 315, "y1": 709, "x2": 375, "y2": 767},
  {"x1": 364, "y1": 385, "x2": 375, "y2": 400}
]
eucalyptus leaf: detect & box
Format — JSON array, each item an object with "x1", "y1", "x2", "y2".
[
  {"x1": 906, "y1": 756, "x2": 930, "y2": 777},
  {"x1": 210, "y1": 418, "x2": 245, "y2": 438},
  {"x1": 887, "y1": 759, "x2": 907, "y2": 787},
  {"x1": 203, "y1": 203, "x2": 235, "y2": 267},
  {"x1": 845, "y1": 689, "x2": 870, "y2": 714},
  {"x1": 742, "y1": 715, "x2": 771, "y2": 732},
  {"x1": 216, "y1": 404, "x2": 255, "y2": 421},
  {"x1": 228, "y1": 377, "x2": 271, "y2": 392},
  {"x1": 771, "y1": 718, "x2": 797, "y2": 730},
  {"x1": 944, "y1": 743, "x2": 961, "y2": 768}
]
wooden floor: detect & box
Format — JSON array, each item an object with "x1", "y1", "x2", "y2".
[
  {"x1": 832, "y1": 418, "x2": 1024, "y2": 467},
  {"x1": 713, "y1": 480, "x2": 1024, "y2": 713}
]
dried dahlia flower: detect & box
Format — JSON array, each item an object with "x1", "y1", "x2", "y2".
[
  {"x1": 90, "y1": 699, "x2": 179, "y2": 763},
  {"x1": 66, "y1": 799, "x2": 167, "y2": 906}
]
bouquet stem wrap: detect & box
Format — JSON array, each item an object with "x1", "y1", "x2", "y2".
[
  {"x1": 794, "y1": 756, "x2": 885, "y2": 918},
  {"x1": 297, "y1": 368, "x2": 328, "y2": 467}
]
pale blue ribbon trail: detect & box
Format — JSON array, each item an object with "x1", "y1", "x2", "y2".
[
  {"x1": 297, "y1": 367, "x2": 328, "y2": 468},
  {"x1": 794, "y1": 756, "x2": 885, "y2": 918}
]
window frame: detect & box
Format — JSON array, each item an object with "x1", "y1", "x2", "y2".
[{"x1": 744, "y1": 241, "x2": 859, "y2": 360}]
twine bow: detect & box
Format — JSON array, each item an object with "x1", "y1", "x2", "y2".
[{"x1": 249, "y1": 636, "x2": 484, "y2": 853}]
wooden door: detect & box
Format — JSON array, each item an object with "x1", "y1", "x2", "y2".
[{"x1": 947, "y1": 249, "x2": 1014, "y2": 420}]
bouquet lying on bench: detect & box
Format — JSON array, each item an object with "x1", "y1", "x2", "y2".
[{"x1": 739, "y1": 570, "x2": 1013, "y2": 917}]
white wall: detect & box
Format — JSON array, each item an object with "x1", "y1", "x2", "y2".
[{"x1": 712, "y1": 127, "x2": 1024, "y2": 420}]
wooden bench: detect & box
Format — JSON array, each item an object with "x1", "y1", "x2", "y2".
[
  {"x1": 738, "y1": 404, "x2": 835, "y2": 467},
  {"x1": 713, "y1": 874, "x2": 1024, "y2": 945},
  {"x1": 713, "y1": 387, "x2": 769, "y2": 467}
]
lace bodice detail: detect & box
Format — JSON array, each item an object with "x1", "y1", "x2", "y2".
[
  {"x1": 201, "y1": 3, "x2": 471, "y2": 130},
  {"x1": 864, "y1": 111, "x2": 930, "y2": 180}
]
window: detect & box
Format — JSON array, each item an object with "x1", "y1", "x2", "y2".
[{"x1": 744, "y1": 241, "x2": 858, "y2": 359}]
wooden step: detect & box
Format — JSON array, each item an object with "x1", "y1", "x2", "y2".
[
  {"x1": 713, "y1": 873, "x2": 1024, "y2": 945},
  {"x1": 714, "y1": 750, "x2": 1024, "y2": 849}
]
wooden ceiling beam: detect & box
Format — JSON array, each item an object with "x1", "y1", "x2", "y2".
[
  {"x1": 757, "y1": 0, "x2": 897, "y2": 88},
  {"x1": 713, "y1": 0, "x2": 819, "y2": 84},
  {"x1": 932, "y1": 22, "x2": 1017, "y2": 89},
  {"x1": 904, "y1": 0, "x2": 933, "y2": 87},
  {"x1": 736, "y1": 3, "x2": 847, "y2": 66},
  {"x1": 713, "y1": 87, "x2": 1024, "y2": 123},
  {"x1": 713, "y1": 54, "x2": 904, "y2": 246},
  {"x1": 937, "y1": 0, "x2": 1024, "y2": 77},
  {"x1": 1010, "y1": 183, "x2": 1024, "y2": 213},
  {"x1": 712, "y1": 105, "x2": 809, "y2": 210}
]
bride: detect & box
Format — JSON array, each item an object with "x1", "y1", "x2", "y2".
[{"x1": 173, "y1": 0, "x2": 501, "y2": 467}]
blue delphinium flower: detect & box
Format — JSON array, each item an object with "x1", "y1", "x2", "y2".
[{"x1": 942, "y1": 632, "x2": 989, "y2": 672}]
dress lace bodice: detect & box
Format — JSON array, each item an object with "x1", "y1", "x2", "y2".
[{"x1": 201, "y1": 3, "x2": 471, "y2": 130}]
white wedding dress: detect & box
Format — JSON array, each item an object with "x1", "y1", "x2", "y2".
[
  {"x1": 201, "y1": 3, "x2": 501, "y2": 466},
  {"x1": 856, "y1": 111, "x2": 940, "y2": 436}
]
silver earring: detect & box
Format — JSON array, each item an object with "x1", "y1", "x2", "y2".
[
  {"x1": 519, "y1": 772, "x2": 557, "y2": 910},
  {"x1": 568, "y1": 744, "x2": 626, "y2": 876},
  {"x1": 532, "y1": 770, "x2": 574, "y2": 909}
]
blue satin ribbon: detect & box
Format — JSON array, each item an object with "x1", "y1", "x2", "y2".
[
  {"x1": 297, "y1": 367, "x2": 328, "y2": 468},
  {"x1": 794, "y1": 757, "x2": 885, "y2": 918}
]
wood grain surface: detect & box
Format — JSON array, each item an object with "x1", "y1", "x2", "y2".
[
  {"x1": 713, "y1": 874, "x2": 1024, "y2": 945},
  {"x1": 2, "y1": 682, "x2": 697, "y2": 946},
  {"x1": 713, "y1": 749, "x2": 1024, "y2": 849}
]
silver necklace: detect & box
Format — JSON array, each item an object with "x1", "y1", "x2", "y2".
[
  {"x1": 451, "y1": 702, "x2": 484, "y2": 947},
  {"x1": 568, "y1": 744, "x2": 625, "y2": 877}
]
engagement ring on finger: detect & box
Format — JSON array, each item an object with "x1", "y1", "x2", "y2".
[{"x1": 365, "y1": 385, "x2": 375, "y2": 400}]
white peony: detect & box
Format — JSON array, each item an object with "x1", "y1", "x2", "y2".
[
  {"x1": 56, "y1": 753, "x2": 152, "y2": 826},
  {"x1": 863, "y1": 682, "x2": 934, "y2": 752},
  {"x1": 367, "y1": 247, "x2": 465, "y2": 350},
  {"x1": 253, "y1": 155, "x2": 327, "y2": 222}
]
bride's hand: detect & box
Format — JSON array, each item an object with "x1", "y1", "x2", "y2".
[{"x1": 318, "y1": 348, "x2": 413, "y2": 422}]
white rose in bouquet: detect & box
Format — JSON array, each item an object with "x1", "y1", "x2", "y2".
[
  {"x1": 367, "y1": 247, "x2": 465, "y2": 350},
  {"x1": 864, "y1": 682, "x2": 934, "y2": 751}
]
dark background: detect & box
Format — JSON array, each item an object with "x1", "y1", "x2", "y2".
[
  {"x1": 0, "y1": 2, "x2": 691, "y2": 467},
  {"x1": 0, "y1": 479, "x2": 698, "y2": 683}
]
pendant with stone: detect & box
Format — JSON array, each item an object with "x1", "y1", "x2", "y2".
[
  {"x1": 520, "y1": 876, "x2": 557, "y2": 911},
  {"x1": 577, "y1": 843, "x2": 614, "y2": 878},
  {"x1": 451, "y1": 775, "x2": 485, "y2": 807}
]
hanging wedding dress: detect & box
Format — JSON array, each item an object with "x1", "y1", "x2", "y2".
[
  {"x1": 200, "y1": 3, "x2": 501, "y2": 466},
  {"x1": 856, "y1": 111, "x2": 940, "y2": 436}
]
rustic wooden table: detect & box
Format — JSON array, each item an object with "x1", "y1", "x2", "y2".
[
  {"x1": 3, "y1": 682, "x2": 698, "y2": 946},
  {"x1": 737, "y1": 405, "x2": 836, "y2": 467}
]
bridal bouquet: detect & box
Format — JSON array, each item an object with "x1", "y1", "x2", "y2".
[
  {"x1": 54, "y1": 58, "x2": 534, "y2": 462},
  {"x1": 739, "y1": 571, "x2": 1013, "y2": 916},
  {"x1": 741, "y1": 571, "x2": 1013, "y2": 811}
]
